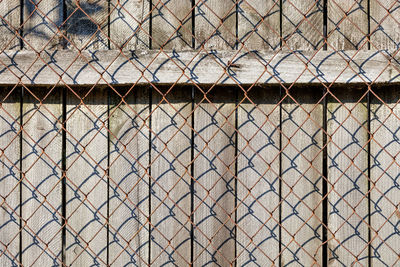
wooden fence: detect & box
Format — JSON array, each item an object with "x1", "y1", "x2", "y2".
[{"x1": 0, "y1": 0, "x2": 399, "y2": 266}]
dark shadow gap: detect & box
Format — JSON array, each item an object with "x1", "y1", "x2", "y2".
[
  {"x1": 190, "y1": 86, "x2": 195, "y2": 266},
  {"x1": 19, "y1": 86, "x2": 23, "y2": 266},
  {"x1": 322, "y1": 87, "x2": 328, "y2": 267},
  {"x1": 323, "y1": 0, "x2": 327, "y2": 50},
  {"x1": 278, "y1": 86, "x2": 283, "y2": 267},
  {"x1": 234, "y1": 86, "x2": 238, "y2": 267},
  {"x1": 148, "y1": 85, "x2": 152, "y2": 266},
  {"x1": 367, "y1": 88, "x2": 371, "y2": 267},
  {"x1": 61, "y1": 86, "x2": 67, "y2": 266}
]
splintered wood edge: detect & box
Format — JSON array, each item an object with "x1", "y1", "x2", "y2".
[{"x1": 0, "y1": 49, "x2": 399, "y2": 86}]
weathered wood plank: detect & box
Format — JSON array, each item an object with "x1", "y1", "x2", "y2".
[
  {"x1": 65, "y1": 0, "x2": 108, "y2": 50},
  {"x1": 0, "y1": 50, "x2": 398, "y2": 85},
  {"x1": 109, "y1": 86, "x2": 150, "y2": 266},
  {"x1": 21, "y1": 87, "x2": 62, "y2": 266},
  {"x1": 152, "y1": 0, "x2": 192, "y2": 49},
  {"x1": 370, "y1": 86, "x2": 400, "y2": 266},
  {"x1": 195, "y1": 0, "x2": 237, "y2": 49},
  {"x1": 0, "y1": 1, "x2": 20, "y2": 50},
  {"x1": 0, "y1": 87, "x2": 20, "y2": 266},
  {"x1": 23, "y1": 0, "x2": 63, "y2": 50},
  {"x1": 238, "y1": 0, "x2": 280, "y2": 50},
  {"x1": 65, "y1": 86, "x2": 108, "y2": 266},
  {"x1": 193, "y1": 86, "x2": 236, "y2": 266},
  {"x1": 237, "y1": 86, "x2": 280, "y2": 266},
  {"x1": 282, "y1": 0, "x2": 324, "y2": 50},
  {"x1": 328, "y1": 0, "x2": 368, "y2": 50},
  {"x1": 281, "y1": 86, "x2": 323, "y2": 266},
  {"x1": 327, "y1": 87, "x2": 369, "y2": 266},
  {"x1": 150, "y1": 85, "x2": 192, "y2": 265},
  {"x1": 109, "y1": 0, "x2": 150, "y2": 50},
  {"x1": 370, "y1": 0, "x2": 400, "y2": 50}
]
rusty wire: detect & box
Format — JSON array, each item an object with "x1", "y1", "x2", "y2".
[{"x1": 0, "y1": 0, "x2": 399, "y2": 266}]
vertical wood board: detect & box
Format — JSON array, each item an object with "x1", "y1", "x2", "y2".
[
  {"x1": 109, "y1": 86, "x2": 150, "y2": 266},
  {"x1": 65, "y1": 87, "x2": 108, "y2": 266},
  {"x1": 237, "y1": 86, "x2": 280, "y2": 266},
  {"x1": 281, "y1": 87, "x2": 323, "y2": 266},
  {"x1": 282, "y1": 0, "x2": 324, "y2": 50},
  {"x1": 327, "y1": 88, "x2": 369, "y2": 266},
  {"x1": 193, "y1": 86, "x2": 236, "y2": 266},
  {"x1": 328, "y1": 0, "x2": 368, "y2": 50},
  {"x1": 150, "y1": 85, "x2": 192, "y2": 265},
  {"x1": 238, "y1": 0, "x2": 280, "y2": 50},
  {"x1": 370, "y1": 87, "x2": 400, "y2": 266},
  {"x1": 23, "y1": 0, "x2": 63, "y2": 50},
  {"x1": 152, "y1": 0, "x2": 192, "y2": 49},
  {"x1": 21, "y1": 87, "x2": 62, "y2": 266},
  {"x1": 65, "y1": 0, "x2": 109, "y2": 50},
  {"x1": 195, "y1": 0, "x2": 237, "y2": 49},
  {"x1": 370, "y1": 0, "x2": 400, "y2": 50},
  {"x1": 0, "y1": 88, "x2": 20, "y2": 266},
  {"x1": 110, "y1": 0, "x2": 150, "y2": 50},
  {"x1": 0, "y1": 1, "x2": 21, "y2": 50}
]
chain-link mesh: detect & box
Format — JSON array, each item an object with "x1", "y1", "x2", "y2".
[{"x1": 0, "y1": 0, "x2": 399, "y2": 266}]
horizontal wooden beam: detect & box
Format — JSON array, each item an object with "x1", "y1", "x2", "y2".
[{"x1": 0, "y1": 49, "x2": 398, "y2": 86}]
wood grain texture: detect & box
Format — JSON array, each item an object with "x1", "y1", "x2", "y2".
[
  {"x1": 21, "y1": 87, "x2": 62, "y2": 266},
  {"x1": 328, "y1": 0, "x2": 368, "y2": 50},
  {"x1": 237, "y1": 86, "x2": 280, "y2": 266},
  {"x1": 281, "y1": 86, "x2": 323, "y2": 266},
  {"x1": 65, "y1": 87, "x2": 108, "y2": 266},
  {"x1": 0, "y1": 1, "x2": 20, "y2": 50},
  {"x1": 0, "y1": 88, "x2": 20, "y2": 266},
  {"x1": 195, "y1": 0, "x2": 237, "y2": 49},
  {"x1": 370, "y1": 0, "x2": 400, "y2": 50},
  {"x1": 327, "y1": 87, "x2": 369, "y2": 266},
  {"x1": 23, "y1": 0, "x2": 63, "y2": 50},
  {"x1": 193, "y1": 86, "x2": 236, "y2": 266},
  {"x1": 65, "y1": 0, "x2": 108, "y2": 50},
  {"x1": 110, "y1": 0, "x2": 150, "y2": 50},
  {"x1": 238, "y1": 0, "x2": 280, "y2": 50},
  {"x1": 370, "y1": 87, "x2": 400, "y2": 266},
  {"x1": 282, "y1": 0, "x2": 324, "y2": 50},
  {"x1": 150, "y1": 85, "x2": 192, "y2": 266},
  {"x1": 0, "y1": 50, "x2": 398, "y2": 86},
  {"x1": 152, "y1": 0, "x2": 192, "y2": 49},
  {"x1": 109, "y1": 86, "x2": 150, "y2": 266}
]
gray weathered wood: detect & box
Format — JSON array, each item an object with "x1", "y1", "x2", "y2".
[
  {"x1": 370, "y1": 87, "x2": 400, "y2": 266},
  {"x1": 0, "y1": 50, "x2": 398, "y2": 86},
  {"x1": 23, "y1": 0, "x2": 63, "y2": 50},
  {"x1": 282, "y1": 0, "x2": 324, "y2": 50},
  {"x1": 65, "y1": 87, "x2": 108, "y2": 266},
  {"x1": 327, "y1": 88, "x2": 369, "y2": 266},
  {"x1": 0, "y1": 88, "x2": 20, "y2": 266},
  {"x1": 152, "y1": 0, "x2": 192, "y2": 49},
  {"x1": 65, "y1": 0, "x2": 108, "y2": 50},
  {"x1": 150, "y1": 85, "x2": 192, "y2": 265},
  {"x1": 237, "y1": 86, "x2": 280, "y2": 266},
  {"x1": 21, "y1": 87, "x2": 62, "y2": 266},
  {"x1": 195, "y1": 0, "x2": 237, "y2": 49},
  {"x1": 370, "y1": 0, "x2": 400, "y2": 50},
  {"x1": 328, "y1": 0, "x2": 368, "y2": 50},
  {"x1": 281, "y1": 87, "x2": 323, "y2": 266},
  {"x1": 0, "y1": 1, "x2": 20, "y2": 50},
  {"x1": 238, "y1": 0, "x2": 280, "y2": 50},
  {"x1": 109, "y1": 86, "x2": 150, "y2": 266},
  {"x1": 110, "y1": 0, "x2": 150, "y2": 50},
  {"x1": 193, "y1": 87, "x2": 236, "y2": 266}
]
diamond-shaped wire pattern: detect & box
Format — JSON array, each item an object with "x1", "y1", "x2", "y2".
[{"x1": 0, "y1": 1, "x2": 399, "y2": 266}]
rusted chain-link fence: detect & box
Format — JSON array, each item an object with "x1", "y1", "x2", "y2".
[{"x1": 0, "y1": 0, "x2": 400, "y2": 266}]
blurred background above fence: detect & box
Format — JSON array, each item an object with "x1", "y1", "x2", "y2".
[{"x1": 1, "y1": 0, "x2": 400, "y2": 267}]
